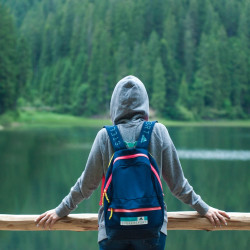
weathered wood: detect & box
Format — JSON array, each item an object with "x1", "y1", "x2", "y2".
[
  {"x1": 0, "y1": 212, "x2": 249, "y2": 231},
  {"x1": 0, "y1": 213, "x2": 97, "y2": 232},
  {"x1": 167, "y1": 212, "x2": 250, "y2": 231}
]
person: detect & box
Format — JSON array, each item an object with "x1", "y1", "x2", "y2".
[{"x1": 35, "y1": 75, "x2": 230, "y2": 250}]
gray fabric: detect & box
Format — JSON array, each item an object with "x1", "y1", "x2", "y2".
[
  {"x1": 55, "y1": 75, "x2": 210, "y2": 242},
  {"x1": 110, "y1": 75, "x2": 149, "y2": 125}
]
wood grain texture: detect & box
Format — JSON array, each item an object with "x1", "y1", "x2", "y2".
[{"x1": 0, "y1": 212, "x2": 249, "y2": 231}]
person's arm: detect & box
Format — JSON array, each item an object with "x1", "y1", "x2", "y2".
[
  {"x1": 159, "y1": 124, "x2": 230, "y2": 226},
  {"x1": 35, "y1": 129, "x2": 105, "y2": 229}
]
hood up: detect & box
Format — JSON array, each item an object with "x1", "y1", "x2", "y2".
[{"x1": 110, "y1": 75, "x2": 149, "y2": 125}]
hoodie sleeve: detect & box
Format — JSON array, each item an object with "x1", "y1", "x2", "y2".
[
  {"x1": 55, "y1": 129, "x2": 105, "y2": 217},
  {"x1": 158, "y1": 123, "x2": 210, "y2": 216}
]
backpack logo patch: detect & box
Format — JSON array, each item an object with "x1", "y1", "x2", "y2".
[
  {"x1": 120, "y1": 216, "x2": 148, "y2": 226},
  {"x1": 140, "y1": 135, "x2": 147, "y2": 143}
]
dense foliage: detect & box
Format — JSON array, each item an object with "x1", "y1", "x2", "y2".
[
  {"x1": 0, "y1": 0, "x2": 250, "y2": 120},
  {"x1": 0, "y1": 5, "x2": 31, "y2": 115}
]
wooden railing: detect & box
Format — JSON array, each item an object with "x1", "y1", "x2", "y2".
[{"x1": 0, "y1": 212, "x2": 249, "y2": 231}]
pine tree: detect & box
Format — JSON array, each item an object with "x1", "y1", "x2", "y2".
[
  {"x1": 59, "y1": 1, "x2": 74, "y2": 57},
  {"x1": 178, "y1": 75, "x2": 189, "y2": 108},
  {"x1": 140, "y1": 43, "x2": 152, "y2": 95},
  {"x1": 194, "y1": 32, "x2": 214, "y2": 114},
  {"x1": 86, "y1": 22, "x2": 102, "y2": 115},
  {"x1": 145, "y1": 31, "x2": 160, "y2": 95},
  {"x1": 237, "y1": 0, "x2": 250, "y2": 116},
  {"x1": 192, "y1": 72, "x2": 205, "y2": 118},
  {"x1": 151, "y1": 57, "x2": 166, "y2": 116},
  {"x1": 0, "y1": 5, "x2": 18, "y2": 114},
  {"x1": 161, "y1": 13, "x2": 180, "y2": 118},
  {"x1": 58, "y1": 59, "x2": 73, "y2": 112},
  {"x1": 97, "y1": 21, "x2": 114, "y2": 112},
  {"x1": 129, "y1": 0, "x2": 144, "y2": 43},
  {"x1": 71, "y1": 83, "x2": 89, "y2": 116},
  {"x1": 16, "y1": 36, "x2": 32, "y2": 98},
  {"x1": 183, "y1": 0, "x2": 200, "y2": 85},
  {"x1": 115, "y1": 32, "x2": 131, "y2": 81},
  {"x1": 39, "y1": 15, "x2": 54, "y2": 68},
  {"x1": 131, "y1": 42, "x2": 143, "y2": 78}
]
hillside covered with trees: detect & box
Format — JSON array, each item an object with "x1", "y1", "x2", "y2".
[{"x1": 0, "y1": 0, "x2": 250, "y2": 120}]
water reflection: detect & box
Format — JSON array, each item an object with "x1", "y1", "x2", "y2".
[
  {"x1": 177, "y1": 149, "x2": 250, "y2": 161},
  {"x1": 64, "y1": 142, "x2": 250, "y2": 161},
  {"x1": 0, "y1": 126, "x2": 249, "y2": 250}
]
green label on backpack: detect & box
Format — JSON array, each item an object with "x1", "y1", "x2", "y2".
[{"x1": 120, "y1": 216, "x2": 148, "y2": 226}]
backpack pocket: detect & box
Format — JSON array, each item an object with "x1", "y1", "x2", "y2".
[{"x1": 105, "y1": 205, "x2": 163, "y2": 240}]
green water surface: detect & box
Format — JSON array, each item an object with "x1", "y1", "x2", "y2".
[{"x1": 0, "y1": 126, "x2": 249, "y2": 250}]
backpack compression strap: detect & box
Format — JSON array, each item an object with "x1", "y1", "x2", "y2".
[
  {"x1": 104, "y1": 125, "x2": 127, "y2": 151},
  {"x1": 99, "y1": 121, "x2": 157, "y2": 206},
  {"x1": 136, "y1": 121, "x2": 157, "y2": 149},
  {"x1": 99, "y1": 125, "x2": 125, "y2": 205}
]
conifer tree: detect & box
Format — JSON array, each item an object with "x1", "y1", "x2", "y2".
[
  {"x1": 238, "y1": 0, "x2": 250, "y2": 115},
  {"x1": 16, "y1": 36, "x2": 32, "y2": 99},
  {"x1": 0, "y1": 5, "x2": 17, "y2": 114},
  {"x1": 178, "y1": 75, "x2": 189, "y2": 108},
  {"x1": 183, "y1": 4, "x2": 198, "y2": 84},
  {"x1": 140, "y1": 43, "x2": 152, "y2": 95},
  {"x1": 115, "y1": 32, "x2": 131, "y2": 81},
  {"x1": 152, "y1": 57, "x2": 166, "y2": 116},
  {"x1": 97, "y1": 22, "x2": 114, "y2": 112},
  {"x1": 58, "y1": 59, "x2": 72, "y2": 112},
  {"x1": 161, "y1": 13, "x2": 180, "y2": 118},
  {"x1": 146, "y1": 31, "x2": 160, "y2": 95},
  {"x1": 86, "y1": 22, "x2": 102, "y2": 115}
]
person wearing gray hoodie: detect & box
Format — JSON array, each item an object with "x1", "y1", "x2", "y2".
[{"x1": 35, "y1": 76, "x2": 230, "y2": 249}]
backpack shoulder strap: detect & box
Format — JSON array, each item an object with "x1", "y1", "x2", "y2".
[
  {"x1": 136, "y1": 121, "x2": 157, "y2": 149},
  {"x1": 104, "y1": 125, "x2": 127, "y2": 151}
]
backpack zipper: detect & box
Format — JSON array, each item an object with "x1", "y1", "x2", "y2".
[
  {"x1": 108, "y1": 207, "x2": 161, "y2": 213},
  {"x1": 108, "y1": 207, "x2": 161, "y2": 220}
]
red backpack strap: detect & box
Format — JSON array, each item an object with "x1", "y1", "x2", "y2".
[
  {"x1": 99, "y1": 175, "x2": 106, "y2": 206},
  {"x1": 99, "y1": 153, "x2": 115, "y2": 206}
]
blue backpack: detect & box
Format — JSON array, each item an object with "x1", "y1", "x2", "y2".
[{"x1": 101, "y1": 121, "x2": 165, "y2": 240}]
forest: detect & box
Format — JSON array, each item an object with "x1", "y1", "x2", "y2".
[{"x1": 0, "y1": 0, "x2": 249, "y2": 120}]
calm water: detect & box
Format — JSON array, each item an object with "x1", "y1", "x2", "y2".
[{"x1": 0, "y1": 125, "x2": 249, "y2": 250}]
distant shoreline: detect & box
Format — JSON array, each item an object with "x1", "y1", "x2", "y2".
[{"x1": 1, "y1": 110, "x2": 250, "y2": 129}]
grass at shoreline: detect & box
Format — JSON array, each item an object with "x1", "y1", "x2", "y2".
[
  {"x1": 1, "y1": 110, "x2": 250, "y2": 129},
  {"x1": 16, "y1": 111, "x2": 112, "y2": 128}
]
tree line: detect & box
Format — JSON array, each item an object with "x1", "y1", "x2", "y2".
[{"x1": 0, "y1": 0, "x2": 249, "y2": 120}]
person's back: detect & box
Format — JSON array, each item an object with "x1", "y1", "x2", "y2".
[{"x1": 35, "y1": 75, "x2": 230, "y2": 250}]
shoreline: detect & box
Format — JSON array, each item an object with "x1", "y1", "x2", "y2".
[{"x1": 1, "y1": 111, "x2": 250, "y2": 129}]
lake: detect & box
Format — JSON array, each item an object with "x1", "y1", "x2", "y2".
[{"x1": 0, "y1": 125, "x2": 249, "y2": 250}]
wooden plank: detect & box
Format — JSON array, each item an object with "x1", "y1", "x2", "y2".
[
  {"x1": 0, "y1": 213, "x2": 98, "y2": 231},
  {"x1": 167, "y1": 212, "x2": 250, "y2": 231},
  {"x1": 0, "y1": 212, "x2": 249, "y2": 231}
]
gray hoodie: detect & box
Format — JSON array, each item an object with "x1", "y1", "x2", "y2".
[{"x1": 55, "y1": 75, "x2": 210, "y2": 242}]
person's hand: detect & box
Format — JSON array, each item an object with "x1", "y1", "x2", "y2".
[
  {"x1": 35, "y1": 209, "x2": 61, "y2": 230},
  {"x1": 205, "y1": 207, "x2": 230, "y2": 227}
]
